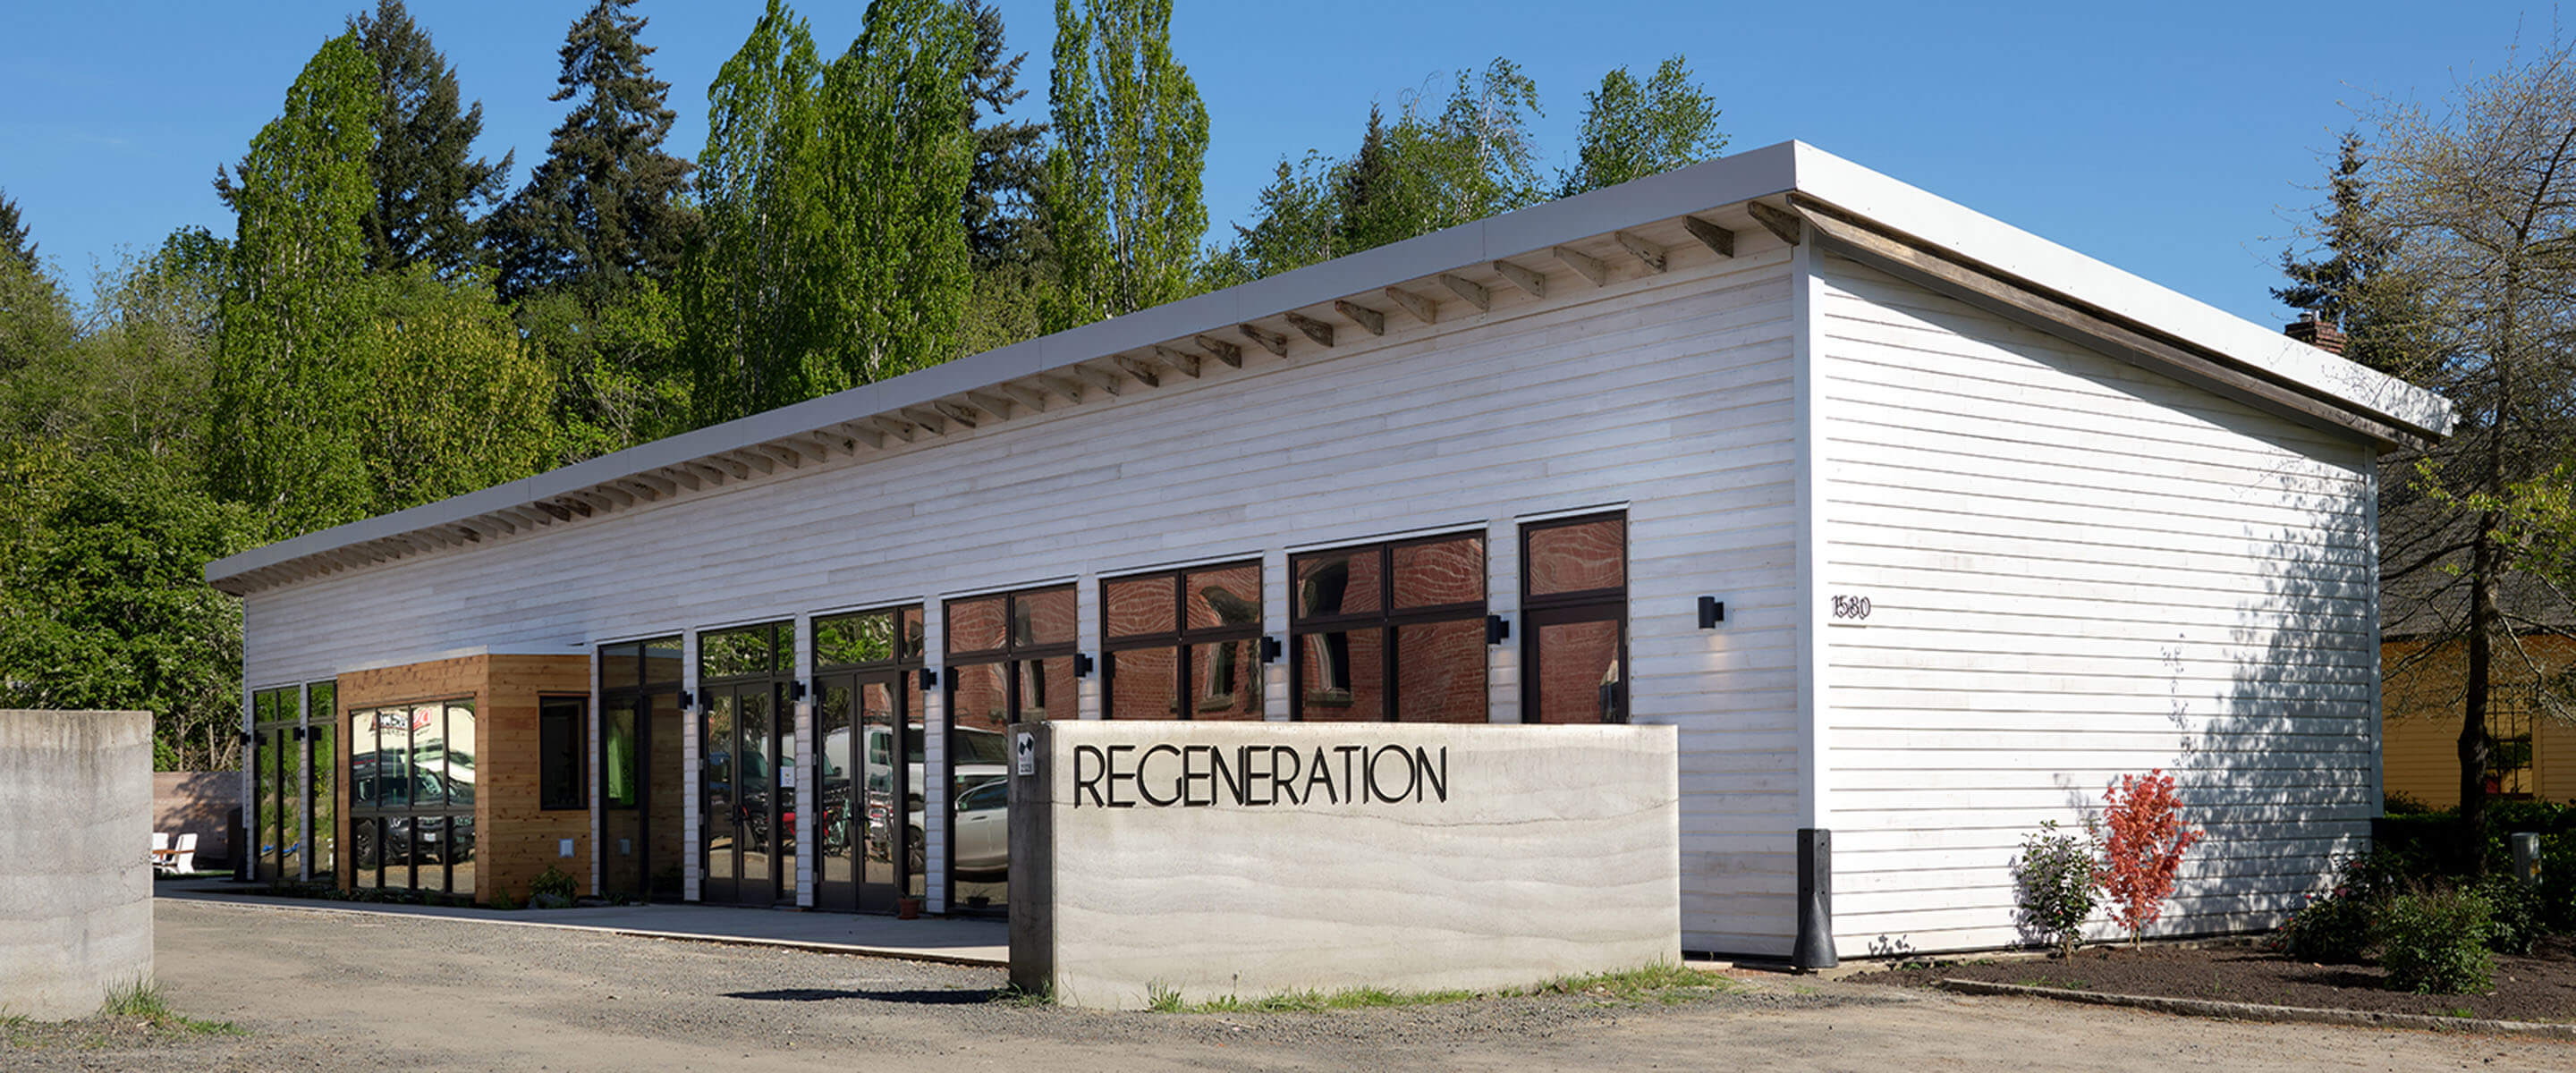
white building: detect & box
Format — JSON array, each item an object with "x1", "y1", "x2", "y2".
[{"x1": 209, "y1": 141, "x2": 2452, "y2": 965}]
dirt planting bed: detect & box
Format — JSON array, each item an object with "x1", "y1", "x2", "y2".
[{"x1": 1853, "y1": 936, "x2": 2576, "y2": 1023}]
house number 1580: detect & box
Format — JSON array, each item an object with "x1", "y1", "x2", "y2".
[{"x1": 1831, "y1": 595, "x2": 1872, "y2": 621}]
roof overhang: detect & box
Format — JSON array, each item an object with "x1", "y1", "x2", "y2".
[{"x1": 207, "y1": 141, "x2": 2455, "y2": 596}]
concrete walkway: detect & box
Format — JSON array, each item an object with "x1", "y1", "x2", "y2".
[{"x1": 154, "y1": 878, "x2": 1007, "y2": 966}]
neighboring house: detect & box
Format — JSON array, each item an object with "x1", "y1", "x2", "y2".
[
  {"x1": 2378, "y1": 502, "x2": 2576, "y2": 807},
  {"x1": 208, "y1": 141, "x2": 2452, "y2": 963}
]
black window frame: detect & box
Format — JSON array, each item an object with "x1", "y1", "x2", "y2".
[
  {"x1": 345, "y1": 697, "x2": 478, "y2": 897},
  {"x1": 1518, "y1": 511, "x2": 1631, "y2": 724},
  {"x1": 1100, "y1": 560, "x2": 1265, "y2": 720},
  {"x1": 1289, "y1": 532, "x2": 1489, "y2": 722},
  {"x1": 538, "y1": 695, "x2": 588, "y2": 811},
  {"x1": 941, "y1": 584, "x2": 1077, "y2": 915}
]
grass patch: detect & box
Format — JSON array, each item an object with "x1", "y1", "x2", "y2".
[
  {"x1": 989, "y1": 983, "x2": 1055, "y2": 1008},
  {"x1": 2015, "y1": 977, "x2": 2091, "y2": 992},
  {"x1": 1154, "y1": 962, "x2": 1739, "y2": 1014},
  {"x1": 98, "y1": 979, "x2": 244, "y2": 1036}
]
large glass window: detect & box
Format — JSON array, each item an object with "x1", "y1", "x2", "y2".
[
  {"x1": 1521, "y1": 512, "x2": 1629, "y2": 723},
  {"x1": 1103, "y1": 562, "x2": 1263, "y2": 720},
  {"x1": 943, "y1": 585, "x2": 1077, "y2": 912},
  {"x1": 1291, "y1": 533, "x2": 1487, "y2": 722},
  {"x1": 699, "y1": 621, "x2": 795, "y2": 908},
  {"x1": 304, "y1": 681, "x2": 336, "y2": 877},
  {"x1": 346, "y1": 699, "x2": 477, "y2": 897}
]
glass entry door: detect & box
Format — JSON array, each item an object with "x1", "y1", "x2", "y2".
[
  {"x1": 600, "y1": 637, "x2": 685, "y2": 902},
  {"x1": 701, "y1": 680, "x2": 792, "y2": 907},
  {"x1": 814, "y1": 671, "x2": 922, "y2": 913}
]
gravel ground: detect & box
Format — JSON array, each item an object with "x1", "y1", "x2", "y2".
[{"x1": 12, "y1": 899, "x2": 2575, "y2": 1072}]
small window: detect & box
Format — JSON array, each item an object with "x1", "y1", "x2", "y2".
[
  {"x1": 1102, "y1": 561, "x2": 1264, "y2": 721},
  {"x1": 1521, "y1": 512, "x2": 1628, "y2": 723},
  {"x1": 539, "y1": 697, "x2": 587, "y2": 810}
]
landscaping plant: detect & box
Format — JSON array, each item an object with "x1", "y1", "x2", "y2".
[
  {"x1": 2275, "y1": 849, "x2": 2411, "y2": 964},
  {"x1": 2377, "y1": 889, "x2": 2495, "y2": 994},
  {"x1": 2093, "y1": 769, "x2": 2203, "y2": 947},
  {"x1": 2012, "y1": 820, "x2": 2099, "y2": 959},
  {"x1": 529, "y1": 865, "x2": 578, "y2": 908}
]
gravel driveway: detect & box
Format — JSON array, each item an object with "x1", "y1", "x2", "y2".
[{"x1": 11, "y1": 900, "x2": 2572, "y2": 1071}]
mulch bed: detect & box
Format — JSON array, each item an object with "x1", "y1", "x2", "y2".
[{"x1": 1852, "y1": 935, "x2": 2576, "y2": 1023}]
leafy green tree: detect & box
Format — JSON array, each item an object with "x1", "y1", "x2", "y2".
[
  {"x1": 2351, "y1": 39, "x2": 2576, "y2": 858},
  {"x1": 357, "y1": 266, "x2": 558, "y2": 511},
  {"x1": 521, "y1": 282, "x2": 686, "y2": 460},
  {"x1": 0, "y1": 188, "x2": 34, "y2": 274},
  {"x1": 1559, "y1": 55, "x2": 1724, "y2": 196},
  {"x1": 11, "y1": 229, "x2": 227, "y2": 469},
  {"x1": 487, "y1": 0, "x2": 699, "y2": 303},
  {"x1": 1379, "y1": 58, "x2": 1546, "y2": 235},
  {"x1": 687, "y1": 0, "x2": 829, "y2": 423},
  {"x1": 0, "y1": 450, "x2": 252, "y2": 771},
  {"x1": 350, "y1": 0, "x2": 514, "y2": 275},
  {"x1": 208, "y1": 32, "x2": 382, "y2": 540},
  {"x1": 1038, "y1": 0, "x2": 1208, "y2": 329},
  {"x1": 687, "y1": 0, "x2": 977, "y2": 425},
  {"x1": 822, "y1": 0, "x2": 978, "y2": 384},
  {"x1": 0, "y1": 239, "x2": 72, "y2": 383},
  {"x1": 1215, "y1": 153, "x2": 1338, "y2": 283}
]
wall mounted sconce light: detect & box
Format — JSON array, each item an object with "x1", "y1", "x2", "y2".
[
  {"x1": 1072, "y1": 653, "x2": 1095, "y2": 679},
  {"x1": 918, "y1": 668, "x2": 938, "y2": 692},
  {"x1": 1698, "y1": 596, "x2": 1725, "y2": 629},
  {"x1": 788, "y1": 680, "x2": 808, "y2": 702},
  {"x1": 679, "y1": 689, "x2": 699, "y2": 711},
  {"x1": 1486, "y1": 613, "x2": 1511, "y2": 645},
  {"x1": 1258, "y1": 636, "x2": 1283, "y2": 664}
]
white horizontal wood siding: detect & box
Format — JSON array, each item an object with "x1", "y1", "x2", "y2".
[
  {"x1": 241, "y1": 231, "x2": 1804, "y2": 954},
  {"x1": 1813, "y1": 255, "x2": 2377, "y2": 956}
]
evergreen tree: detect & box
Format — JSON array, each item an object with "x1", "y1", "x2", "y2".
[
  {"x1": 2273, "y1": 131, "x2": 2419, "y2": 377},
  {"x1": 1558, "y1": 55, "x2": 1724, "y2": 197},
  {"x1": 962, "y1": 0, "x2": 1046, "y2": 271},
  {"x1": 0, "y1": 189, "x2": 34, "y2": 274},
  {"x1": 1335, "y1": 105, "x2": 1402, "y2": 254},
  {"x1": 208, "y1": 32, "x2": 382, "y2": 539},
  {"x1": 1038, "y1": 0, "x2": 1208, "y2": 329},
  {"x1": 487, "y1": 0, "x2": 698, "y2": 302},
  {"x1": 349, "y1": 0, "x2": 513, "y2": 275}
]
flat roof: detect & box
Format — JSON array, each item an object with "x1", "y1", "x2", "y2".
[{"x1": 208, "y1": 142, "x2": 2454, "y2": 595}]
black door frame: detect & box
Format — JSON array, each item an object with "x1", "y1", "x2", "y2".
[
  {"x1": 699, "y1": 677, "x2": 791, "y2": 907},
  {"x1": 811, "y1": 668, "x2": 912, "y2": 914}
]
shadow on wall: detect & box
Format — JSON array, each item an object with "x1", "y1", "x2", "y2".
[
  {"x1": 2154, "y1": 455, "x2": 2377, "y2": 938},
  {"x1": 155, "y1": 771, "x2": 238, "y2": 867}
]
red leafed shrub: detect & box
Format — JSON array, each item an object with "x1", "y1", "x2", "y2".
[{"x1": 2094, "y1": 769, "x2": 2205, "y2": 946}]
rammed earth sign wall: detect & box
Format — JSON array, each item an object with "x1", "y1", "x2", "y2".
[{"x1": 1009, "y1": 722, "x2": 1680, "y2": 1010}]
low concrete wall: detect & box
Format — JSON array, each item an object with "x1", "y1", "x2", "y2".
[
  {"x1": 154, "y1": 772, "x2": 236, "y2": 868},
  {"x1": 1010, "y1": 722, "x2": 1678, "y2": 1009},
  {"x1": 0, "y1": 710, "x2": 155, "y2": 1019}
]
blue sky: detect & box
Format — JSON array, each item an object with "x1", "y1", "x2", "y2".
[{"x1": 0, "y1": 1, "x2": 2556, "y2": 327}]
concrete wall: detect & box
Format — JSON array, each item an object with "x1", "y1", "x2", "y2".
[
  {"x1": 0, "y1": 710, "x2": 154, "y2": 1019},
  {"x1": 1011, "y1": 722, "x2": 1679, "y2": 1009},
  {"x1": 154, "y1": 772, "x2": 236, "y2": 867}
]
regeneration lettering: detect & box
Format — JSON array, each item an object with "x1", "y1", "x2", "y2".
[{"x1": 1072, "y1": 742, "x2": 1450, "y2": 809}]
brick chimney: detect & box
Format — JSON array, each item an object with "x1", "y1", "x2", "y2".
[{"x1": 2285, "y1": 312, "x2": 2347, "y2": 356}]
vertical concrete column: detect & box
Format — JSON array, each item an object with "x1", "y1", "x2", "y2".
[
  {"x1": 1262, "y1": 547, "x2": 1289, "y2": 722},
  {"x1": 792, "y1": 612, "x2": 815, "y2": 908},
  {"x1": 681, "y1": 630, "x2": 701, "y2": 903},
  {"x1": 1, "y1": 710, "x2": 153, "y2": 1019}
]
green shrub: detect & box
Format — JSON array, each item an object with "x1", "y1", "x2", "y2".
[
  {"x1": 2280, "y1": 891, "x2": 2378, "y2": 964},
  {"x1": 2472, "y1": 874, "x2": 2545, "y2": 956},
  {"x1": 2378, "y1": 890, "x2": 2495, "y2": 994},
  {"x1": 529, "y1": 866, "x2": 578, "y2": 908},
  {"x1": 2012, "y1": 821, "x2": 2098, "y2": 958},
  {"x1": 2541, "y1": 832, "x2": 2576, "y2": 934},
  {"x1": 2383, "y1": 791, "x2": 2438, "y2": 816},
  {"x1": 487, "y1": 887, "x2": 522, "y2": 911}
]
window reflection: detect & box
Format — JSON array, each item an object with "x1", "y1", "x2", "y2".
[
  {"x1": 345, "y1": 698, "x2": 476, "y2": 898},
  {"x1": 1292, "y1": 536, "x2": 1487, "y2": 722},
  {"x1": 1103, "y1": 562, "x2": 1263, "y2": 721}
]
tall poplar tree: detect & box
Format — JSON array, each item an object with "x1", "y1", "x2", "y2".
[
  {"x1": 826, "y1": 0, "x2": 977, "y2": 386},
  {"x1": 208, "y1": 33, "x2": 382, "y2": 539},
  {"x1": 487, "y1": 0, "x2": 698, "y2": 302},
  {"x1": 686, "y1": 0, "x2": 829, "y2": 422},
  {"x1": 350, "y1": 0, "x2": 513, "y2": 275},
  {"x1": 1038, "y1": 0, "x2": 1208, "y2": 329}
]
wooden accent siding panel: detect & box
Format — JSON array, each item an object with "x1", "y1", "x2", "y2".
[
  {"x1": 1815, "y1": 255, "x2": 2379, "y2": 956},
  {"x1": 479, "y1": 656, "x2": 594, "y2": 902},
  {"x1": 242, "y1": 230, "x2": 1803, "y2": 953}
]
